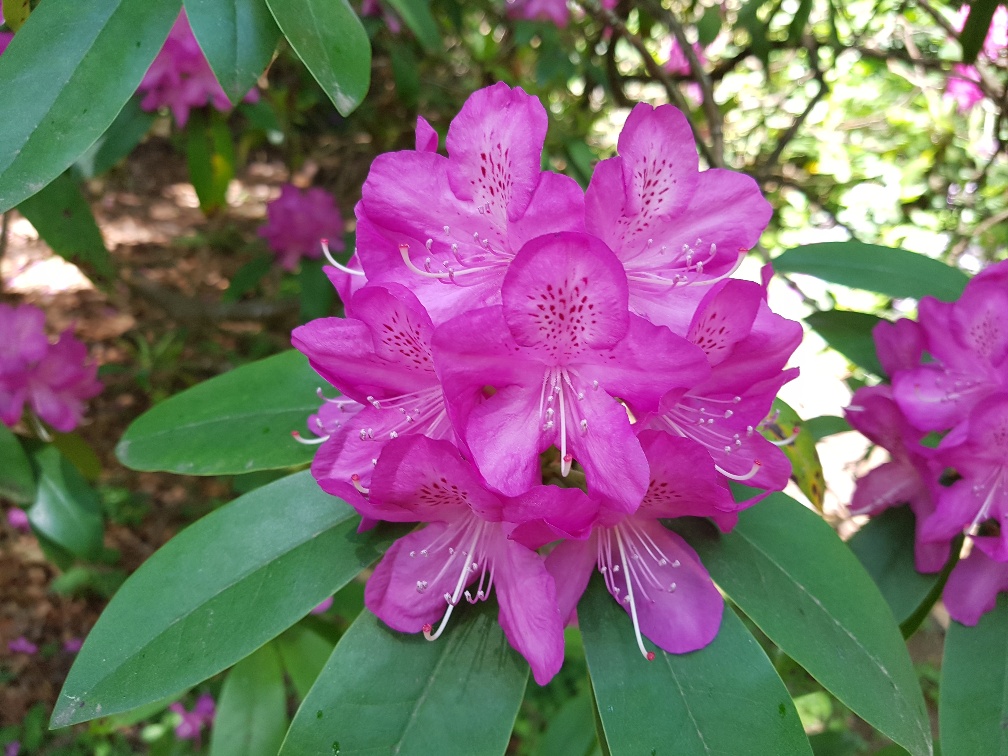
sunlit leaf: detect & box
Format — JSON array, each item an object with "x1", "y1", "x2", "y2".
[
  {"x1": 184, "y1": 0, "x2": 280, "y2": 104},
  {"x1": 0, "y1": 0, "x2": 179, "y2": 212},
  {"x1": 116, "y1": 350, "x2": 324, "y2": 475},
  {"x1": 265, "y1": 0, "x2": 370, "y2": 116},
  {"x1": 764, "y1": 398, "x2": 825, "y2": 510},
  {"x1": 186, "y1": 110, "x2": 235, "y2": 215},
  {"x1": 580, "y1": 577, "x2": 811, "y2": 756},
  {"x1": 280, "y1": 602, "x2": 527, "y2": 755},
  {"x1": 774, "y1": 242, "x2": 968, "y2": 302},
  {"x1": 806, "y1": 310, "x2": 885, "y2": 377},
  {"x1": 51, "y1": 472, "x2": 400, "y2": 726},
  {"x1": 690, "y1": 494, "x2": 932, "y2": 756}
]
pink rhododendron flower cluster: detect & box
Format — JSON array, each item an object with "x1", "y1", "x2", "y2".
[
  {"x1": 138, "y1": 11, "x2": 259, "y2": 128},
  {"x1": 505, "y1": 0, "x2": 617, "y2": 28},
  {"x1": 945, "y1": 5, "x2": 1008, "y2": 112},
  {"x1": 846, "y1": 259, "x2": 1008, "y2": 625},
  {"x1": 293, "y1": 83, "x2": 800, "y2": 683},
  {"x1": 0, "y1": 303, "x2": 102, "y2": 433},
  {"x1": 258, "y1": 183, "x2": 346, "y2": 271}
]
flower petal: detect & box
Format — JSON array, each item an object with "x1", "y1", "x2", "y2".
[
  {"x1": 942, "y1": 548, "x2": 1008, "y2": 626},
  {"x1": 545, "y1": 534, "x2": 599, "y2": 624}
]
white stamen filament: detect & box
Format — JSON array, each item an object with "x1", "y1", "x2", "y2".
[
  {"x1": 423, "y1": 523, "x2": 487, "y2": 641},
  {"x1": 320, "y1": 239, "x2": 365, "y2": 276}
]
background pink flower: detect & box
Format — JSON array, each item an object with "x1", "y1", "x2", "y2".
[
  {"x1": 259, "y1": 184, "x2": 346, "y2": 271},
  {"x1": 139, "y1": 11, "x2": 259, "y2": 128}
]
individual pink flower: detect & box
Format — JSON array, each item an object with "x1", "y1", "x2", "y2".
[
  {"x1": 921, "y1": 393, "x2": 1008, "y2": 560},
  {"x1": 362, "y1": 435, "x2": 566, "y2": 684},
  {"x1": 585, "y1": 103, "x2": 772, "y2": 327},
  {"x1": 505, "y1": 0, "x2": 569, "y2": 27},
  {"x1": 292, "y1": 284, "x2": 456, "y2": 504},
  {"x1": 541, "y1": 433, "x2": 734, "y2": 658},
  {"x1": 0, "y1": 303, "x2": 102, "y2": 433},
  {"x1": 62, "y1": 637, "x2": 83, "y2": 653},
  {"x1": 310, "y1": 596, "x2": 334, "y2": 615},
  {"x1": 660, "y1": 36, "x2": 707, "y2": 103},
  {"x1": 845, "y1": 385, "x2": 949, "y2": 572},
  {"x1": 6, "y1": 508, "x2": 30, "y2": 534},
  {"x1": 258, "y1": 184, "x2": 346, "y2": 271},
  {"x1": 8, "y1": 636, "x2": 37, "y2": 655},
  {"x1": 947, "y1": 64, "x2": 985, "y2": 113},
  {"x1": 892, "y1": 262, "x2": 1008, "y2": 433},
  {"x1": 4, "y1": 741, "x2": 19, "y2": 756},
  {"x1": 433, "y1": 231, "x2": 709, "y2": 511},
  {"x1": 356, "y1": 83, "x2": 585, "y2": 323},
  {"x1": 945, "y1": 6, "x2": 1008, "y2": 111},
  {"x1": 644, "y1": 278, "x2": 801, "y2": 491},
  {"x1": 169, "y1": 693, "x2": 215, "y2": 742},
  {"x1": 943, "y1": 547, "x2": 1008, "y2": 625},
  {"x1": 139, "y1": 11, "x2": 259, "y2": 128},
  {"x1": 360, "y1": 0, "x2": 402, "y2": 33}
]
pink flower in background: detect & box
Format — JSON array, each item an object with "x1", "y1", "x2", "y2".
[
  {"x1": 139, "y1": 11, "x2": 259, "y2": 128},
  {"x1": 310, "y1": 596, "x2": 334, "y2": 614},
  {"x1": 945, "y1": 6, "x2": 1008, "y2": 111},
  {"x1": 8, "y1": 636, "x2": 37, "y2": 655},
  {"x1": 4, "y1": 741, "x2": 19, "y2": 756},
  {"x1": 360, "y1": 0, "x2": 402, "y2": 34},
  {"x1": 849, "y1": 258, "x2": 1008, "y2": 625},
  {"x1": 6, "y1": 508, "x2": 30, "y2": 534},
  {"x1": 0, "y1": 303, "x2": 102, "y2": 433},
  {"x1": 259, "y1": 184, "x2": 346, "y2": 271},
  {"x1": 170, "y1": 693, "x2": 215, "y2": 742},
  {"x1": 62, "y1": 637, "x2": 84, "y2": 653}
]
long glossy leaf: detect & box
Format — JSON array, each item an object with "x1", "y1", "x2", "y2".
[
  {"x1": 17, "y1": 171, "x2": 113, "y2": 280},
  {"x1": 580, "y1": 577, "x2": 811, "y2": 756},
  {"x1": 184, "y1": 0, "x2": 280, "y2": 104},
  {"x1": 280, "y1": 602, "x2": 528, "y2": 755},
  {"x1": 765, "y1": 398, "x2": 825, "y2": 510},
  {"x1": 691, "y1": 494, "x2": 932, "y2": 756},
  {"x1": 116, "y1": 350, "x2": 323, "y2": 475},
  {"x1": 0, "y1": 0, "x2": 180, "y2": 212},
  {"x1": 265, "y1": 0, "x2": 370, "y2": 116},
  {"x1": 847, "y1": 507, "x2": 949, "y2": 636},
  {"x1": 186, "y1": 110, "x2": 235, "y2": 214},
  {"x1": 27, "y1": 445, "x2": 103, "y2": 560},
  {"x1": 75, "y1": 96, "x2": 156, "y2": 180},
  {"x1": 532, "y1": 688, "x2": 599, "y2": 756},
  {"x1": 275, "y1": 624, "x2": 335, "y2": 701},
  {"x1": 209, "y1": 643, "x2": 288, "y2": 756},
  {"x1": 806, "y1": 310, "x2": 885, "y2": 377},
  {"x1": 774, "y1": 243, "x2": 968, "y2": 302},
  {"x1": 940, "y1": 594, "x2": 1008, "y2": 754},
  {"x1": 51, "y1": 471, "x2": 400, "y2": 727},
  {"x1": 0, "y1": 425, "x2": 36, "y2": 505}
]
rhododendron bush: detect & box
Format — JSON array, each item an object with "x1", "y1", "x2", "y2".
[{"x1": 1, "y1": 0, "x2": 1008, "y2": 754}]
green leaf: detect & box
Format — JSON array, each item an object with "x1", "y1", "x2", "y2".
[
  {"x1": 2, "y1": 0, "x2": 29, "y2": 31},
  {"x1": 696, "y1": 5, "x2": 722, "y2": 47},
  {"x1": 959, "y1": 0, "x2": 1000, "y2": 63},
  {"x1": 16, "y1": 171, "x2": 113, "y2": 280},
  {"x1": 580, "y1": 577, "x2": 811, "y2": 756},
  {"x1": 383, "y1": 0, "x2": 441, "y2": 51},
  {"x1": 184, "y1": 0, "x2": 280, "y2": 105},
  {"x1": 51, "y1": 432, "x2": 103, "y2": 482},
  {"x1": 804, "y1": 415, "x2": 852, "y2": 441},
  {"x1": 75, "y1": 96, "x2": 156, "y2": 179},
  {"x1": 532, "y1": 688, "x2": 599, "y2": 756},
  {"x1": 51, "y1": 471, "x2": 400, "y2": 727},
  {"x1": 806, "y1": 310, "x2": 885, "y2": 377},
  {"x1": 265, "y1": 0, "x2": 370, "y2": 116},
  {"x1": 773, "y1": 243, "x2": 969, "y2": 302},
  {"x1": 0, "y1": 0, "x2": 180, "y2": 212},
  {"x1": 847, "y1": 507, "x2": 951, "y2": 636},
  {"x1": 116, "y1": 350, "x2": 324, "y2": 475},
  {"x1": 186, "y1": 110, "x2": 236, "y2": 215},
  {"x1": 209, "y1": 643, "x2": 288, "y2": 756},
  {"x1": 691, "y1": 494, "x2": 932, "y2": 756},
  {"x1": 280, "y1": 603, "x2": 528, "y2": 755},
  {"x1": 940, "y1": 594, "x2": 1008, "y2": 755},
  {"x1": 275, "y1": 624, "x2": 336, "y2": 701},
  {"x1": 0, "y1": 425, "x2": 36, "y2": 505},
  {"x1": 764, "y1": 398, "x2": 825, "y2": 510},
  {"x1": 27, "y1": 445, "x2": 103, "y2": 560}
]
